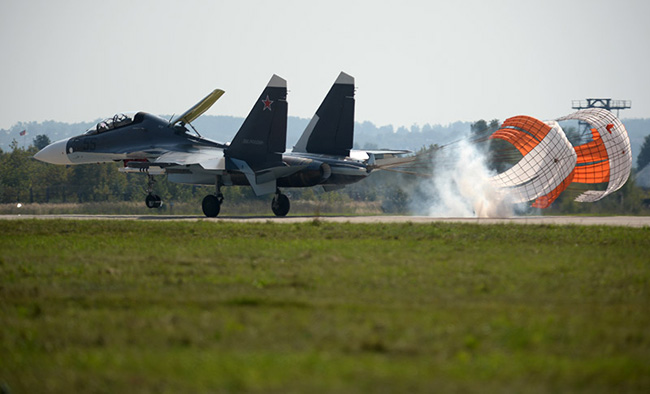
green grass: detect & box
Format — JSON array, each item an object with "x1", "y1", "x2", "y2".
[{"x1": 1, "y1": 219, "x2": 649, "y2": 393}]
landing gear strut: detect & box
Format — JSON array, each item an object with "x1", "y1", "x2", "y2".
[
  {"x1": 271, "y1": 189, "x2": 290, "y2": 217},
  {"x1": 202, "y1": 179, "x2": 224, "y2": 217},
  {"x1": 145, "y1": 174, "x2": 162, "y2": 209}
]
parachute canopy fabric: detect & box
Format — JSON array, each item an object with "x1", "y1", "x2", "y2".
[
  {"x1": 489, "y1": 116, "x2": 577, "y2": 204},
  {"x1": 532, "y1": 166, "x2": 575, "y2": 209},
  {"x1": 556, "y1": 108, "x2": 632, "y2": 202},
  {"x1": 573, "y1": 128, "x2": 609, "y2": 183}
]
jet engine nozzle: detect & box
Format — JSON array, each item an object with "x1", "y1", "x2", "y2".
[{"x1": 278, "y1": 160, "x2": 331, "y2": 188}]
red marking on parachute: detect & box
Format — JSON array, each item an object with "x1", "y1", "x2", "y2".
[
  {"x1": 606, "y1": 124, "x2": 614, "y2": 134},
  {"x1": 261, "y1": 95, "x2": 273, "y2": 111}
]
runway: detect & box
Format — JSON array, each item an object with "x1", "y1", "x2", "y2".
[{"x1": 1, "y1": 214, "x2": 649, "y2": 227}]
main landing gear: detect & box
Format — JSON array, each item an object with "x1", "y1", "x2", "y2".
[
  {"x1": 200, "y1": 182, "x2": 290, "y2": 218},
  {"x1": 145, "y1": 174, "x2": 162, "y2": 209},
  {"x1": 202, "y1": 193, "x2": 223, "y2": 217},
  {"x1": 202, "y1": 180, "x2": 224, "y2": 217},
  {"x1": 271, "y1": 189, "x2": 290, "y2": 217}
]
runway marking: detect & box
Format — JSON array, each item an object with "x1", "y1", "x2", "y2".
[{"x1": 1, "y1": 215, "x2": 649, "y2": 227}]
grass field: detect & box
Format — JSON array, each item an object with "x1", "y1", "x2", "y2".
[{"x1": 1, "y1": 219, "x2": 649, "y2": 393}]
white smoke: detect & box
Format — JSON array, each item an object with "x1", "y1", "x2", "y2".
[{"x1": 411, "y1": 139, "x2": 514, "y2": 218}]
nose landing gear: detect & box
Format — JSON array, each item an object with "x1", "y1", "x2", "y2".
[
  {"x1": 145, "y1": 193, "x2": 162, "y2": 208},
  {"x1": 145, "y1": 174, "x2": 163, "y2": 209}
]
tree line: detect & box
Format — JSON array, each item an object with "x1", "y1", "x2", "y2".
[{"x1": 1, "y1": 131, "x2": 649, "y2": 215}]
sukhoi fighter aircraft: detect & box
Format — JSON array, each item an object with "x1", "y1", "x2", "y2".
[{"x1": 34, "y1": 72, "x2": 412, "y2": 217}]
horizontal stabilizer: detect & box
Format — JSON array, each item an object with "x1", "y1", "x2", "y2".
[
  {"x1": 369, "y1": 153, "x2": 415, "y2": 169},
  {"x1": 350, "y1": 149, "x2": 414, "y2": 169},
  {"x1": 229, "y1": 158, "x2": 277, "y2": 196}
]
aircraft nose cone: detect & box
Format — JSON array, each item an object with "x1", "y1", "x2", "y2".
[{"x1": 34, "y1": 138, "x2": 72, "y2": 164}]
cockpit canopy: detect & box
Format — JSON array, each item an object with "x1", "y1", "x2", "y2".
[{"x1": 84, "y1": 112, "x2": 138, "y2": 135}]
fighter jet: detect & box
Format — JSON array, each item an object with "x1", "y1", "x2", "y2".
[{"x1": 35, "y1": 73, "x2": 412, "y2": 217}]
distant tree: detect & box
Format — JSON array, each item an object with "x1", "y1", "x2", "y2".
[
  {"x1": 0, "y1": 140, "x2": 36, "y2": 202},
  {"x1": 638, "y1": 134, "x2": 650, "y2": 170},
  {"x1": 33, "y1": 134, "x2": 51, "y2": 150},
  {"x1": 396, "y1": 126, "x2": 408, "y2": 134},
  {"x1": 470, "y1": 119, "x2": 488, "y2": 135},
  {"x1": 489, "y1": 119, "x2": 500, "y2": 130}
]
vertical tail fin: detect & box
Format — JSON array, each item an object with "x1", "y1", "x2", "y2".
[
  {"x1": 227, "y1": 74, "x2": 287, "y2": 168},
  {"x1": 293, "y1": 72, "x2": 355, "y2": 157}
]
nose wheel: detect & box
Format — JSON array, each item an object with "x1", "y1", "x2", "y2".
[
  {"x1": 271, "y1": 189, "x2": 290, "y2": 217},
  {"x1": 144, "y1": 174, "x2": 162, "y2": 209},
  {"x1": 145, "y1": 193, "x2": 162, "y2": 209}
]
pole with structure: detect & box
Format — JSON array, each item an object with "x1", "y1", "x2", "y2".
[
  {"x1": 570, "y1": 98, "x2": 631, "y2": 137},
  {"x1": 571, "y1": 98, "x2": 631, "y2": 118}
]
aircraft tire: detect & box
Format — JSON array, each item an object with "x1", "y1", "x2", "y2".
[
  {"x1": 146, "y1": 194, "x2": 163, "y2": 209},
  {"x1": 202, "y1": 194, "x2": 221, "y2": 217},
  {"x1": 272, "y1": 193, "x2": 290, "y2": 217}
]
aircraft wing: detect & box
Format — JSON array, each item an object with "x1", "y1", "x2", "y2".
[
  {"x1": 350, "y1": 149, "x2": 415, "y2": 169},
  {"x1": 153, "y1": 148, "x2": 225, "y2": 170},
  {"x1": 122, "y1": 147, "x2": 226, "y2": 172},
  {"x1": 169, "y1": 89, "x2": 225, "y2": 126}
]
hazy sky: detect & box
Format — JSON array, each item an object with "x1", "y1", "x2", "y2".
[{"x1": 1, "y1": 0, "x2": 649, "y2": 131}]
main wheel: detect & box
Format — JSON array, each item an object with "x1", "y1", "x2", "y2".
[
  {"x1": 146, "y1": 194, "x2": 162, "y2": 209},
  {"x1": 271, "y1": 193, "x2": 290, "y2": 217},
  {"x1": 202, "y1": 194, "x2": 221, "y2": 217}
]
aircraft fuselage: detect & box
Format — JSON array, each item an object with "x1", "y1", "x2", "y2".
[
  {"x1": 35, "y1": 112, "x2": 225, "y2": 166},
  {"x1": 34, "y1": 73, "x2": 411, "y2": 217}
]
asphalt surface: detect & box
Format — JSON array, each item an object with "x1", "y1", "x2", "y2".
[{"x1": 1, "y1": 214, "x2": 650, "y2": 227}]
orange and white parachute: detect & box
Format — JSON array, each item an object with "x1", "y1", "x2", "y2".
[
  {"x1": 488, "y1": 116, "x2": 576, "y2": 207},
  {"x1": 488, "y1": 108, "x2": 631, "y2": 208},
  {"x1": 556, "y1": 108, "x2": 632, "y2": 202}
]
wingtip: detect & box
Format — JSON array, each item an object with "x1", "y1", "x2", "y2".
[
  {"x1": 268, "y1": 74, "x2": 287, "y2": 88},
  {"x1": 335, "y1": 71, "x2": 354, "y2": 85}
]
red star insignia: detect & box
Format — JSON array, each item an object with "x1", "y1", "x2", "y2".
[{"x1": 261, "y1": 95, "x2": 273, "y2": 111}]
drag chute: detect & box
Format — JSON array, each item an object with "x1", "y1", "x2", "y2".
[
  {"x1": 489, "y1": 116, "x2": 577, "y2": 206},
  {"x1": 556, "y1": 108, "x2": 632, "y2": 202},
  {"x1": 531, "y1": 166, "x2": 575, "y2": 209}
]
